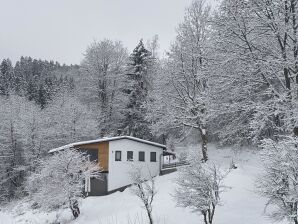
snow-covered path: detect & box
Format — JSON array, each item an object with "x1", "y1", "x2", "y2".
[
  {"x1": 212, "y1": 149, "x2": 272, "y2": 224},
  {"x1": 0, "y1": 145, "x2": 285, "y2": 224}
]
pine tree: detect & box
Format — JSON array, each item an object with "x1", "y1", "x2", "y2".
[
  {"x1": 0, "y1": 59, "x2": 14, "y2": 95},
  {"x1": 11, "y1": 56, "x2": 74, "y2": 108},
  {"x1": 122, "y1": 40, "x2": 154, "y2": 139}
]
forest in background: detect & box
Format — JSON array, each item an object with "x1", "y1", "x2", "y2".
[{"x1": 1, "y1": 1, "x2": 298, "y2": 221}]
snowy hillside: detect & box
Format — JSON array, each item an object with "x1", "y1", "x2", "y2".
[
  {"x1": 0, "y1": 145, "x2": 285, "y2": 224},
  {"x1": 1, "y1": 0, "x2": 298, "y2": 223}
]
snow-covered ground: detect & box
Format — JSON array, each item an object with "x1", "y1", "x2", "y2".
[{"x1": 0, "y1": 145, "x2": 285, "y2": 224}]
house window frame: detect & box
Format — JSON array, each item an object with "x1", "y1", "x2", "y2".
[
  {"x1": 150, "y1": 152, "x2": 157, "y2": 162},
  {"x1": 127, "y1": 151, "x2": 133, "y2": 161},
  {"x1": 115, "y1": 151, "x2": 122, "y2": 161},
  {"x1": 80, "y1": 148, "x2": 98, "y2": 162},
  {"x1": 139, "y1": 151, "x2": 145, "y2": 162}
]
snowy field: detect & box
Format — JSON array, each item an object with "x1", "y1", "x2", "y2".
[{"x1": 0, "y1": 145, "x2": 285, "y2": 224}]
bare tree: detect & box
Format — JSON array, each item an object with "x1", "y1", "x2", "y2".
[
  {"x1": 211, "y1": 0, "x2": 298, "y2": 144},
  {"x1": 148, "y1": 0, "x2": 212, "y2": 161},
  {"x1": 81, "y1": 39, "x2": 128, "y2": 136},
  {"x1": 146, "y1": 35, "x2": 160, "y2": 59},
  {"x1": 174, "y1": 151, "x2": 227, "y2": 224},
  {"x1": 129, "y1": 164, "x2": 156, "y2": 224}
]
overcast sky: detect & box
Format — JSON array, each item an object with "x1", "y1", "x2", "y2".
[{"x1": 0, "y1": 0, "x2": 217, "y2": 65}]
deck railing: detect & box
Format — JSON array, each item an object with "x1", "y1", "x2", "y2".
[{"x1": 161, "y1": 161, "x2": 189, "y2": 169}]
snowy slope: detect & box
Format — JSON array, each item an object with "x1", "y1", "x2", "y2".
[{"x1": 0, "y1": 145, "x2": 286, "y2": 224}]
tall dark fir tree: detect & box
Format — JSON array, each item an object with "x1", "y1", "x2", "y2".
[
  {"x1": 0, "y1": 59, "x2": 14, "y2": 95},
  {"x1": 122, "y1": 40, "x2": 154, "y2": 139}
]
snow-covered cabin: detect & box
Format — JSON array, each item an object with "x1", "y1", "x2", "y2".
[{"x1": 49, "y1": 136, "x2": 169, "y2": 196}]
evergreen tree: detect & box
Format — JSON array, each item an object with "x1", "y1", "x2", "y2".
[
  {"x1": 0, "y1": 59, "x2": 14, "y2": 95},
  {"x1": 13, "y1": 56, "x2": 75, "y2": 108},
  {"x1": 122, "y1": 40, "x2": 154, "y2": 139}
]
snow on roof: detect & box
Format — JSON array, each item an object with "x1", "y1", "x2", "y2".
[{"x1": 48, "y1": 136, "x2": 166, "y2": 153}]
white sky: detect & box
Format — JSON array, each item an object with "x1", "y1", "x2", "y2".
[{"x1": 0, "y1": 0, "x2": 217, "y2": 65}]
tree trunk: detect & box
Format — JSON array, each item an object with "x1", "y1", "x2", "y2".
[
  {"x1": 291, "y1": 0, "x2": 298, "y2": 87},
  {"x1": 293, "y1": 201, "x2": 298, "y2": 224},
  {"x1": 203, "y1": 211, "x2": 208, "y2": 224},
  {"x1": 146, "y1": 206, "x2": 153, "y2": 224},
  {"x1": 147, "y1": 210, "x2": 153, "y2": 224},
  {"x1": 294, "y1": 216, "x2": 298, "y2": 224},
  {"x1": 70, "y1": 199, "x2": 80, "y2": 219},
  {"x1": 208, "y1": 203, "x2": 216, "y2": 224},
  {"x1": 201, "y1": 128, "x2": 208, "y2": 162}
]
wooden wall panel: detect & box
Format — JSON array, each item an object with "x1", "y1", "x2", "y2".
[
  {"x1": 78, "y1": 142, "x2": 109, "y2": 172},
  {"x1": 98, "y1": 142, "x2": 109, "y2": 172},
  {"x1": 79, "y1": 143, "x2": 99, "y2": 150}
]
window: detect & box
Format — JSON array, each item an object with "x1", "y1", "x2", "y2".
[
  {"x1": 139, "y1": 151, "x2": 145, "y2": 162},
  {"x1": 115, "y1": 151, "x2": 121, "y2": 161},
  {"x1": 80, "y1": 149, "x2": 98, "y2": 162},
  {"x1": 150, "y1": 152, "x2": 157, "y2": 162},
  {"x1": 127, "y1": 151, "x2": 133, "y2": 161}
]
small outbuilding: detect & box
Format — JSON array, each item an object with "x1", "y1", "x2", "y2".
[{"x1": 49, "y1": 136, "x2": 173, "y2": 196}]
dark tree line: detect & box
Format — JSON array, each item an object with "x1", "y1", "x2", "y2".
[{"x1": 0, "y1": 57, "x2": 75, "y2": 108}]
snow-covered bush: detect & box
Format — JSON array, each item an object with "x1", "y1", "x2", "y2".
[
  {"x1": 177, "y1": 151, "x2": 188, "y2": 164},
  {"x1": 257, "y1": 137, "x2": 298, "y2": 224},
  {"x1": 26, "y1": 148, "x2": 101, "y2": 219},
  {"x1": 174, "y1": 152, "x2": 227, "y2": 224},
  {"x1": 129, "y1": 164, "x2": 156, "y2": 224}
]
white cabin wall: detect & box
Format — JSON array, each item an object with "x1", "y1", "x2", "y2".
[{"x1": 108, "y1": 139, "x2": 163, "y2": 192}]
